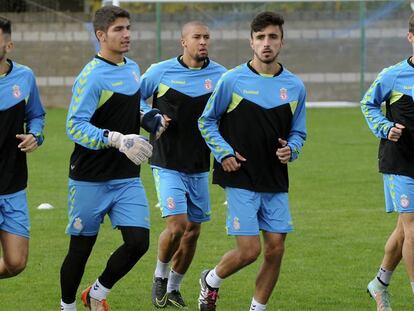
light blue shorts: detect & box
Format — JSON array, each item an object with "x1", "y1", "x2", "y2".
[
  {"x1": 0, "y1": 190, "x2": 30, "y2": 239},
  {"x1": 383, "y1": 174, "x2": 414, "y2": 213},
  {"x1": 66, "y1": 178, "x2": 150, "y2": 236},
  {"x1": 225, "y1": 187, "x2": 293, "y2": 236},
  {"x1": 152, "y1": 167, "x2": 211, "y2": 223}
]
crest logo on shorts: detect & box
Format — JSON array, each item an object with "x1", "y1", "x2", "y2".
[
  {"x1": 204, "y1": 79, "x2": 212, "y2": 91},
  {"x1": 12, "y1": 85, "x2": 21, "y2": 98},
  {"x1": 73, "y1": 217, "x2": 83, "y2": 231},
  {"x1": 166, "y1": 197, "x2": 176, "y2": 210},
  {"x1": 400, "y1": 194, "x2": 410, "y2": 209},
  {"x1": 279, "y1": 88, "x2": 288, "y2": 100},
  {"x1": 233, "y1": 217, "x2": 240, "y2": 231}
]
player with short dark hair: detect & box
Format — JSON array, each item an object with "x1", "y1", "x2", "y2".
[
  {"x1": 197, "y1": 11, "x2": 306, "y2": 311},
  {"x1": 59, "y1": 5, "x2": 155, "y2": 311},
  {"x1": 250, "y1": 10, "x2": 284, "y2": 39},
  {"x1": 362, "y1": 12, "x2": 414, "y2": 311},
  {"x1": 140, "y1": 20, "x2": 226, "y2": 309},
  {"x1": 0, "y1": 16, "x2": 45, "y2": 279}
]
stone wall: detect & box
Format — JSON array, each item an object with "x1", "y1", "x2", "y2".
[{"x1": 2, "y1": 12, "x2": 411, "y2": 107}]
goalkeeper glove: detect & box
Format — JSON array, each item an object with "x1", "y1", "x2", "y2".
[
  {"x1": 108, "y1": 131, "x2": 152, "y2": 166},
  {"x1": 140, "y1": 109, "x2": 169, "y2": 139}
]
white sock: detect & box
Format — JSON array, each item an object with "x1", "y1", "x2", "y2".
[
  {"x1": 377, "y1": 266, "x2": 393, "y2": 286},
  {"x1": 167, "y1": 269, "x2": 184, "y2": 293},
  {"x1": 250, "y1": 297, "x2": 266, "y2": 311},
  {"x1": 411, "y1": 282, "x2": 414, "y2": 295},
  {"x1": 154, "y1": 258, "x2": 170, "y2": 279},
  {"x1": 60, "y1": 300, "x2": 76, "y2": 311},
  {"x1": 205, "y1": 267, "x2": 223, "y2": 289},
  {"x1": 89, "y1": 279, "x2": 110, "y2": 301}
]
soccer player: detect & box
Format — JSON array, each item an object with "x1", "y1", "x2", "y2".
[
  {"x1": 59, "y1": 6, "x2": 154, "y2": 311},
  {"x1": 140, "y1": 21, "x2": 226, "y2": 308},
  {"x1": 361, "y1": 12, "x2": 414, "y2": 311},
  {"x1": 197, "y1": 12, "x2": 306, "y2": 311},
  {"x1": 0, "y1": 17, "x2": 45, "y2": 279}
]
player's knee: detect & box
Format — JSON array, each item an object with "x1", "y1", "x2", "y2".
[
  {"x1": 124, "y1": 228, "x2": 150, "y2": 260},
  {"x1": 168, "y1": 222, "x2": 186, "y2": 242},
  {"x1": 5, "y1": 257, "x2": 27, "y2": 276},
  {"x1": 395, "y1": 224, "x2": 405, "y2": 239},
  {"x1": 183, "y1": 225, "x2": 201, "y2": 243},
  {"x1": 68, "y1": 235, "x2": 97, "y2": 261},
  {"x1": 264, "y1": 243, "x2": 285, "y2": 262},
  {"x1": 239, "y1": 245, "x2": 261, "y2": 265},
  {"x1": 125, "y1": 240, "x2": 149, "y2": 261},
  {"x1": 404, "y1": 227, "x2": 414, "y2": 244},
  {"x1": 388, "y1": 226, "x2": 405, "y2": 250}
]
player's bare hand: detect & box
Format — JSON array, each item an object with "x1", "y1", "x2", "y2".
[
  {"x1": 16, "y1": 134, "x2": 38, "y2": 153},
  {"x1": 388, "y1": 123, "x2": 405, "y2": 142},
  {"x1": 276, "y1": 138, "x2": 291, "y2": 164},
  {"x1": 222, "y1": 151, "x2": 246, "y2": 172},
  {"x1": 157, "y1": 114, "x2": 171, "y2": 139},
  {"x1": 163, "y1": 114, "x2": 171, "y2": 124}
]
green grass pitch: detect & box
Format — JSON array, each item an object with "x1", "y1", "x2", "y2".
[{"x1": 0, "y1": 107, "x2": 412, "y2": 310}]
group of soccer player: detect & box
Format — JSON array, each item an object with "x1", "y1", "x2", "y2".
[{"x1": 0, "y1": 4, "x2": 413, "y2": 311}]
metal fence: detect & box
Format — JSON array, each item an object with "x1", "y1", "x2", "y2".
[{"x1": 1, "y1": 0, "x2": 412, "y2": 106}]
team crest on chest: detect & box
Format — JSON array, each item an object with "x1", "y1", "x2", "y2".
[
  {"x1": 12, "y1": 84, "x2": 21, "y2": 98},
  {"x1": 132, "y1": 71, "x2": 140, "y2": 83},
  {"x1": 279, "y1": 88, "x2": 288, "y2": 100},
  {"x1": 204, "y1": 79, "x2": 212, "y2": 91}
]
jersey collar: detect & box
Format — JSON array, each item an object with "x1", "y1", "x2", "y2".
[
  {"x1": 247, "y1": 60, "x2": 283, "y2": 77},
  {"x1": 95, "y1": 54, "x2": 126, "y2": 66},
  {"x1": 177, "y1": 55, "x2": 209, "y2": 70},
  {"x1": 408, "y1": 57, "x2": 414, "y2": 69},
  {"x1": 0, "y1": 59, "x2": 13, "y2": 77}
]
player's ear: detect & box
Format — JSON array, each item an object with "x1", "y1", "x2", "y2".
[
  {"x1": 249, "y1": 37, "x2": 254, "y2": 50},
  {"x1": 408, "y1": 31, "x2": 414, "y2": 44},
  {"x1": 181, "y1": 38, "x2": 186, "y2": 48},
  {"x1": 96, "y1": 30, "x2": 106, "y2": 42},
  {"x1": 5, "y1": 40, "x2": 13, "y2": 53}
]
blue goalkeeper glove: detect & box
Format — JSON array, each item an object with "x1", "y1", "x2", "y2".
[{"x1": 140, "y1": 109, "x2": 169, "y2": 139}]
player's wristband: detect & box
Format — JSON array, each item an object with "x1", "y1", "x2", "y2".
[
  {"x1": 220, "y1": 154, "x2": 235, "y2": 163},
  {"x1": 29, "y1": 132, "x2": 43, "y2": 145},
  {"x1": 103, "y1": 129, "x2": 110, "y2": 145}
]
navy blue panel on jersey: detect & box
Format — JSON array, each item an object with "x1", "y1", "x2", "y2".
[
  {"x1": 0, "y1": 60, "x2": 45, "y2": 195},
  {"x1": 140, "y1": 56, "x2": 226, "y2": 173}
]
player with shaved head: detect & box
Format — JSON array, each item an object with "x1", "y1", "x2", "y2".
[{"x1": 140, "y1": 20, "x2": 225, "y2": 308}]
